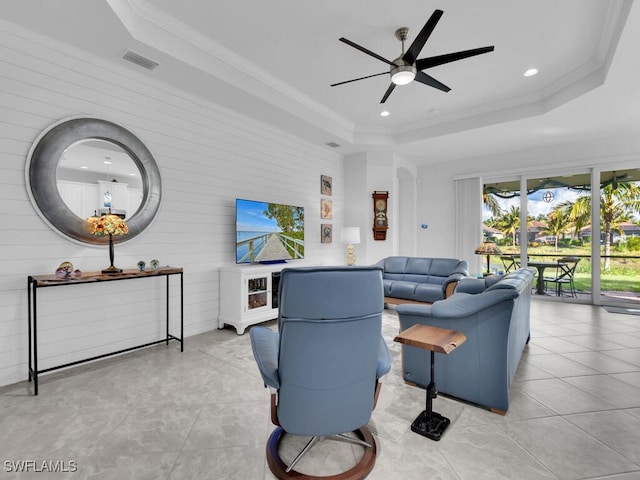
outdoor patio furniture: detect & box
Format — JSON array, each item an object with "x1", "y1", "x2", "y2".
[
  {"x1": 500, "y1": 255, "x2": 520, "y2": 274},
  {"x1": 544, "y1": 257, "x2": 580, "y2": 297}
]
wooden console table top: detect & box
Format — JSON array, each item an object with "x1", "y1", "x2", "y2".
[
  {"x1": 29, "y1": 267, "x2": 183, "y2": 288},
  {"x1": 394, "y1": 324, "x2": 466, "y2": 354}
]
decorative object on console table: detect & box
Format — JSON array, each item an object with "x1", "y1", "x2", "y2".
[
  {"x1": 372, "y1": 191, "x2": 389, "y2": 240},
  {"x1": 86, "y1": 211, "x2": 129, "y2": 274},
  {"x1": 55, "y1": 261, "x2": 74, "y2": 278},
  {"x1": 321, "y1": 175, "x2": 332, "y2": 195},
  {"x1": 341, "y1": 227, "x2": 361, "y2": 266},
  {"x1": 474, "y1": 240, "x2": 502, "y2": 276},
  {"x1": 321, "y1": 224, "x2": 333, "y2": 243}
]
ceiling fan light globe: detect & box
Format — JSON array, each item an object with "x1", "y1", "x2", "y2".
[{"x1": 391, "y1": 65, "x2": 416, "y2": 85}]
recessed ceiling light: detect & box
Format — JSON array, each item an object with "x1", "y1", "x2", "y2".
[
  {"x1": 380, "y1": 110, "x2": 390, "y2": 117},
  {"x1": 103, "y1": 161, "x2": 112, "y2": 165},
  {"x1": 523, "y1": 68, "x2": 539, "y2": 77},
  {"x1": 81, "y1": 166, "x2": 88, "y2": 169},
  {"x1": 128, "y1": 173, "x2": 136, "y2": 176}
]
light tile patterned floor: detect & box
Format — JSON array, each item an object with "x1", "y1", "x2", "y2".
[{"x1": 1, "y1": 299, "x2": 640, "y2": 479}]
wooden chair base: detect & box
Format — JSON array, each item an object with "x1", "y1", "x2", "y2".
[{"x1": 266, "y1": 426, "x2": 377, "y2": 480}]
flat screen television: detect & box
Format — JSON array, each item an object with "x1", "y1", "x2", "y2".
[{"x1": 236, "y1": 198, "x2": 305, "y2": 264}]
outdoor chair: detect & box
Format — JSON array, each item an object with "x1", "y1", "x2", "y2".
[
  {"x1": 249, "y1": 266, "x2": 391, "y2": 479},
  {"x1": 500, "y1": 255, "x2": 520, "y2": 274},
  {"x1": 544, "y1": 256, "x2": 580, "y2": 297}
]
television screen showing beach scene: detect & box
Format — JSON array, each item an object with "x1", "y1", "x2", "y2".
[{"x1": 236, "y1": 199, "x2": 305, "y2": 264}]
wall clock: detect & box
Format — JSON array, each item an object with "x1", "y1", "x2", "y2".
[{"x1": 372, "y1": 191, "x2": 389, "y2": 240}]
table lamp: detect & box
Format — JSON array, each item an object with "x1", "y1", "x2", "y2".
[
  {"x1": 474, "y1": 240, "x2": 501, "y2": 276},
  {"x1": 341, "y1": 227, "x2": 361, "y2": 266},
  {"x1": 86, "y1": 211, "x2": 129, "y2": 273}
]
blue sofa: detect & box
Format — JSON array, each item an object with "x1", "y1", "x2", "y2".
[
  {"x1": 395, "y1": 267, "x2": 535, "y2": 413},
  {"x1": 376, "y1": 256, "x2": 468, "y2": 303}
]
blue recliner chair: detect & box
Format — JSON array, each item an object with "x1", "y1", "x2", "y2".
[{"x1": 250, "y1": 266, "x2": 391, "y2": 479}]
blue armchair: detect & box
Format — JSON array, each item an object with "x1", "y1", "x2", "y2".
[{"x1": 250, "y1": 266, "x2": 391, "y2": 479}]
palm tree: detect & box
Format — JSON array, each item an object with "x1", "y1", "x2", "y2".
[
  {"x1": 541, "y1": 209, "x2": 572, "y2": 251},
  {"x1": 483, "y1": 192, "x2": 502, "y2": 218},
  {"x1": 557, "y1": 182, "x2": 640, "y2": 269},
  {"x1": 496, "y1": 206, "x2": 521, "y2": 246}
]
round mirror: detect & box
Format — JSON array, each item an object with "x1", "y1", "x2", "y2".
[{"x1": 26, "y1": 118, "x2": 162, "y2": 245}]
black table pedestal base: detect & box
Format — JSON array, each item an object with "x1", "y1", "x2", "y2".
[{"x1": 411, "y1": 410, "x2": 450, "y2": 441}]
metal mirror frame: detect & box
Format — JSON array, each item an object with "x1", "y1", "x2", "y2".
[{"x1": 26, "y1": 117, "x2": 162, "y2": 245}]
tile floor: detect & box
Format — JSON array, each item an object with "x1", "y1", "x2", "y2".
[{"x1": 2, "y1": 300, "x2": 640, "y2": 479}]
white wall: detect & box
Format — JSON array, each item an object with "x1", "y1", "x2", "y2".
[
  {"x1": 343, "y1": 150, "x2": 419, "y2": 264},
  {"x1": 416, "y1": 164, "x2": 457, "y2": 258},
  {"x1": 344, "y1": 150, "x2": 393, "y2": 265},
  {"x1": 395, "y1": 156, "x2": 418, "y2": 257},
  {"x1": 0, "y1": 20, "x2": 344, "y2": 387}
]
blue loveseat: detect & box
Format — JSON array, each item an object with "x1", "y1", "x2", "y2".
[
  {"x1": 395, "y1": 267, "x2": 535, "y2": 413},
  {"x1": 376, "y1": 256, "x2": 468, "y2": 304}
]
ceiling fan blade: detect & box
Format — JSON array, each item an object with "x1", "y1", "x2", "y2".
[
  {"x1": 339, "y1": 37, "x2": 394, "y2": 65},
  {"x1": 416, "y1": 46, "x2": 495, "y2": 70},
  {"x1": 330, "y1": 72, "x2": 388, "y2": 87},
  {"x1": 380, "y1": 83, "x2": 396, "y2": 103},
  {"x1": 414, "y1": 71, "x2": 450, "y2": 92},
  {"x1": 402, "y1": 9, "x2": 443, "y2": 65}
]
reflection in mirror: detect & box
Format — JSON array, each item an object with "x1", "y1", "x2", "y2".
[
  {"x1": 56, "y1": 140, "x2": 144, "y2": 220},
  {"x1": 27, "y1": 117, "x2": 162, "y2": 245}
]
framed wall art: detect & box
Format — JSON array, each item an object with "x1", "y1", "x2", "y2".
[
  {"x1": 321, "y1": 199, "x2": 332, "y2": 219},
  {"x1": 321, "y1": 175, "x2": 332, "y2": 196},
  {"x1": 321, "y1": 224, "x2": 333, "y2": 243}
]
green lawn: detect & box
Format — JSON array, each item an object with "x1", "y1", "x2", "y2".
[
  {"x1": 573, "y1": 273, "x2": 640, "y2": 293},
  {"x1": 491, "y1": 244, "x2": 640, "y2": 294}
]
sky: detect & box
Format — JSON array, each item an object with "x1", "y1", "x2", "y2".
[
  {"x1": 483, "y1": 187, "x2": 584, "y2": 221},
  {"x1": 236, "y1": 199, "x2": 279, "y2": 232}
]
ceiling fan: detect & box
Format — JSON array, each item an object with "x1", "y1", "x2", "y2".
[{"x1": 331, "y1": 9, "x2": 495, "y2": 103}]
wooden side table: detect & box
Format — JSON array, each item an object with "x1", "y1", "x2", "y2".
[{"x1": 394, "y1": 324, "x2": 466, "y2": 440}]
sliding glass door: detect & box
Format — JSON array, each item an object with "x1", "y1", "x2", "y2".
[
  {"x1": 596, "y1": 169, "x2": 640, "y2": 306},
  {"x1": 484, "y1": 168, "x2": 640, "y2": 306},
  {"x1": 525, "y1": 172, "x2": 592, "y2": 301},
  {"x1": 483, "y1": 178, "x2": 523, "y2": 275}
]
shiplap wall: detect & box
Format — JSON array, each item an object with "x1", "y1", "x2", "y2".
[{"x1": 0, "y1": 20, "x2": 344, "y2": 387}]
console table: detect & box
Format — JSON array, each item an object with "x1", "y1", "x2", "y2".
[{"x1": 27, "y1": 267, "x2": 183, "y2": 395}]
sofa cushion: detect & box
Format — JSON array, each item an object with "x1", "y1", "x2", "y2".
[
  {"x1": 485, "y1": 269, "x2": 535, "y2": 293},
  {"x1": 387, "y1": 280, "x2": 418, "y2": 300},
  {"x1": 382, "y1": 256, "x2": 409, "y2": 274},
  {"x1": 405, "y1": 257, "x2": 433, "y2": 274},
  {"x1": 414, "y1": 283, "x2": 447, "y2": 303},
  {"x1": 429, "y1": 258, "x2": 464, "y2": 277}
]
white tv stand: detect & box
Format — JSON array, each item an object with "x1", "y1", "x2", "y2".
[{"x1": 218, "y1": 263, "x2": 290, "y2": 335}]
